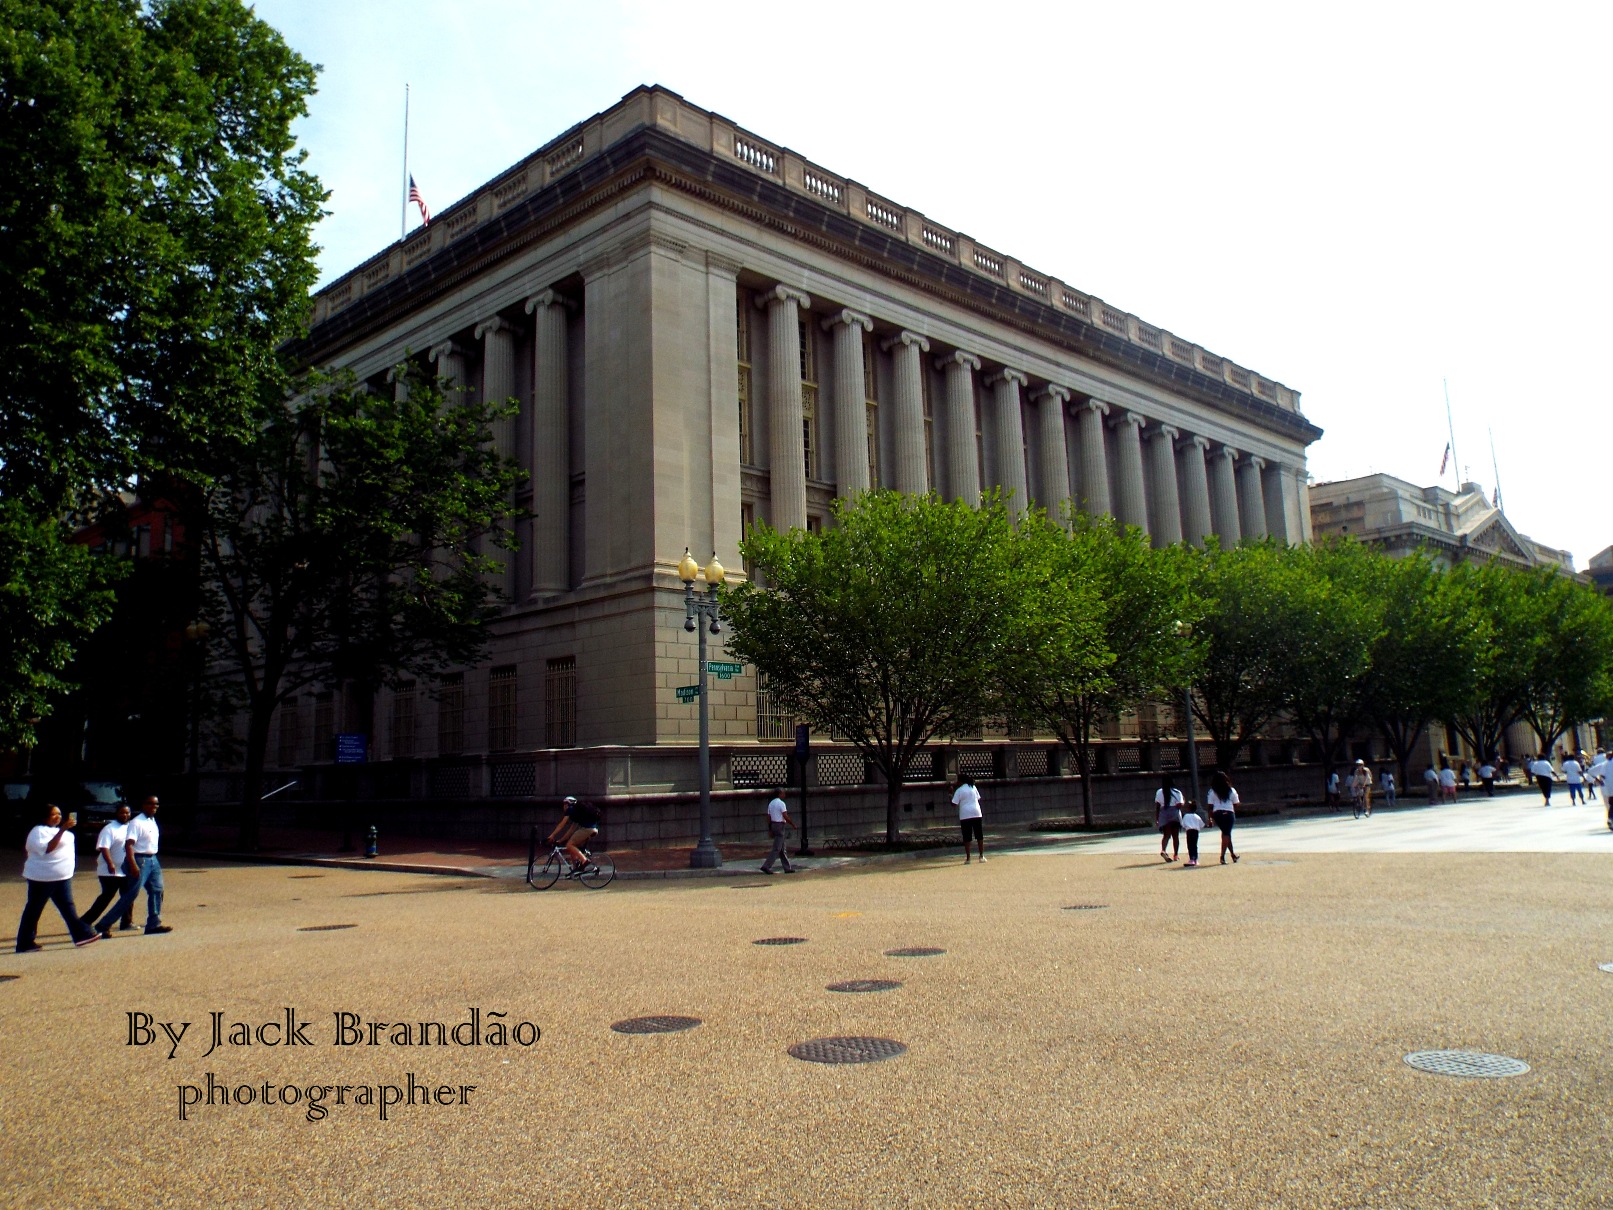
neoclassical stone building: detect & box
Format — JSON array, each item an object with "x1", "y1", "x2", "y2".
[{"x1": 258, "y1": 85, "x2": 1322, "y2": 827}]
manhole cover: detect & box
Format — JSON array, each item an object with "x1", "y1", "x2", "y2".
[
  {"x1": 297, "y1": 924, "x2": 358, "y2": 932},
  {"x1": 611, "y1": 1015, "x2": 702, "y2": 1034},
  {"x1": 885, "y1": 947, "x2": 946, "y2": 958},
  {"x1": 827, "y1": 979, "x2": 902, "y2": 993},
  {"x1": 1403, "y1": 1050, "x2": 1530, "y2": 1079},
  {"x1": 789, "y1": 1036, "x2": 908, "y2": 1064},
  {"x1": 1599, "y1": 963, "x2": 1613, "y2": 974},
  {"x1": 1063, "y1": 904, "x2": 1109, "y2": 911},
  {"x1": 753, "y1": 937, "x2": 808, "y2": 946}
]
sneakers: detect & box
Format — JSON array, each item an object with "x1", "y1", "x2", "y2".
[
  {"x1": 782, "y1": 867, "x2": 798, "y2": 874},
  {"x1": 978, "y1": 857, "x2": 986, "y2": 862},
  {"x1": 144, "y1": 925, "x2": 173, "y2": 935},
  {"x1": 98, "y1": 930, "x2": 113, "y2": 940},
  {"x1": 16, "y1": 944, "x2": 43, "y2": 954},
  {"x1": 1185, "y1": 861, "x2": 1198, "y2": 868},
  {"x1": 74, "y1": 933, "x2": 101, "y2": 948},
  {"x1": 759, "y1": 867, "x2": 775, "y2": 875},
  {"x1": 1220, "y1": 856, "x2": 1226, "y2": 865},
  {"x1": 1231, "y1": 853, "x2": 1240, "y2": 863}
]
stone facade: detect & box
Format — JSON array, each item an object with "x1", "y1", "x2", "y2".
[{"x1": 220, "y1": 85, "x2": 1323, "y2": 834}]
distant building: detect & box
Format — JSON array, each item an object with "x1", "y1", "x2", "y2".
[
  {"x1": 1309, "y1": 475, "x2": 1575, "y2": 572},
  {"x1": 1589, "y1": 546, "x2": 1613, "y2": 599}
]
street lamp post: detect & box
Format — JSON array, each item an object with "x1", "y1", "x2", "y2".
[{"x1": 679, "y1": 549, "x2": 725, "y2": 869}]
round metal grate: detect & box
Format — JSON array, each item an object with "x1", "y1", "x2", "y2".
[
  {"x1": 1599, "y1": 963, "x2": 1613, "y2": 974},
  {"x1": 297, "y1": 924, "x2": 358, "y2": 932},
  {"x1": 611, "y1": 1015, "x2": 702, "y2": 1034},
  {"x1": 1403, "y1": 1050, "x2": 1530, "y2": 1079},
  {"x1": 827, "y1": 979, "x2": 902, "y2": 993},
  {"x1": 753, "y1": 937, "x2": 808, "y2": 946},
  {"x1": 1063, "y1": 904, "x2": 1109, "y2": 911},
  {"x1": 789, "y1": 1036, "x2": 908, "y2": 1064},
  {"x1": 884, "y1": 947, "x2": 946, "y2": 958}
]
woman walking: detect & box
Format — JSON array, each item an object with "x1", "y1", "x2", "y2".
[
  {"x1": 15, "y1": 804, "x2": 101, "y2": 952},
  {"x1": 1207, "y1": 770, "x2": 1240, "y2": 864},
  {"x1": 1155, "y1": 776, "x2": 1184, "y2": 863}
]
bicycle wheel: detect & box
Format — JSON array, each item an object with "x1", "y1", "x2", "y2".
[
  {"x1": 579, "y1": 853, "x2": 616, "y2": 889},
  {"x1": 529, "y1": 851, "x2": 564, "y2": 890},
  {"x1": 1352, "y1": 796, "x2": 1362, "y2": 820}
]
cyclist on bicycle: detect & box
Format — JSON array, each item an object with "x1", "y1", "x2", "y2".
[
  {"x1": 1349, "y1": 759, "x2": 1373, "y2": 817},
  {"x1": 547, "y1": 796, "x2": 602, "y2": 876}
]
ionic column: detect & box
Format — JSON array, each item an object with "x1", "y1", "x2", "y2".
[
  {"x1": 1031, "y1": 384, "x2": 1071, "y2": 522},
  {"x1": 758, "y1": 285, "x2": 811, "y2": 530},
  {"x1": 1075, "y1": 399, "x2": 1112, "y2": 518},
  {"x1": 1261, "y1": 462, "x2": 1290, "y2": 543},
  {"x1": 525, "y1": 290, "x2": 572, "y2": 596},
  {"x1": 1146, "y1": 424, "x2": 1183, "y2": 546},
  {"x1": 1237, "y1": 455, "x2": 1268, "y2": 541},
  {"x1": 824, "y1": 309, "x2": 873, "y2": 501},
  {"x1": 1180, "y1": 436, "x2": 1214, "y2": 547},
  {"x1": 882, "y1": 330, "x2": 931, "y2": 494},
  {"x1": 430, "y1": 340, "x2": 470, "y2": 395},
  {"x1": 1295, "y1": 468, "x2": 1314, "y2": 543},
  {"x1": 1209, "y1": 445, "x2": 1242, "y2": 545},
  {"x1": 475, "y1": 316, "x2": 519, "y2": 460},
  {"x1": 937, "y1": 350, "x2": 982, "y2": 506},
  {"x1": 987, "y1": 368, "x2": 1029, "y2": 517},
  {"x1": 1110, "y1": 411, "x2": 1150, "y2": 535}
]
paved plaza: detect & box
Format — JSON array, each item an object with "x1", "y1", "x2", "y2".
[{"x1": 3, "y1": 793, "x2": 1611, "y2": 1208}]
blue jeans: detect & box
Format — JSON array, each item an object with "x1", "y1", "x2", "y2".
[
  {"x1": 93, "y1": 854, "x2": 163, "y2": 933},
  {"x1": 17, "y1": 879, "x2": 97, "y2": 949}
]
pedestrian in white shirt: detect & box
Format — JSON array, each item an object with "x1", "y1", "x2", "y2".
[
  {"x1": 15, "y1": 804, "x2": 102, "y2": 952},
  {"x1": 1155, "y1": 776, "x2": 1184, "y2": 863},
  {"x1": 953, "y1": 777, "x2": 985, "y2": 864},
  {"x1": 1529, "y1": 756, "x2": 1555, "y2": 806},
  {"x1": 1476, "y1": 759, "x2": 1496, "y2": 798},
  {"x1": 1564, "y1": 755, "x2": 1585, "y2": 805},
  {"x1": 79, "y1": 803, "x2": 135, "y2": 932},
  {"x1": 90, "y1": 794, "x2": 171, "y2": 936},
  {"x1": 1423, "y1": 764, "x2": 1439, "y2": 805},
  {"x1": 1438, "y1": 760, "x2": 1458, "y2": 802},
  {"x1": 759, "y1": 789, "x2": 797, "y2": 875},
  {"x1": 1206, "y1": 771, "x2": 1240, "y2": 863},
  {"x1": 1378, "y1": 766, "x2": 1397, "y2": 808}
]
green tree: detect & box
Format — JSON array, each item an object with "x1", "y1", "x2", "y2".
[
  {"x1": 722, "y1": 492, "x2": 1024, "y2": 844},
  {"x1": 0, "y1": 0, "x2": 324, "y2": 504},
  {"x1": 1006, "y1": 512, "x2": 1196, "y2": 824},
  {"x1": 1514, "y1": 570, "x2": 1613, "y2": 757},
  {"x1": 1360, "y1": 554, "x2": 1485, "y2": 783},
  {"x1": 197, "y1": 367, "x2": 523, "y2": 849},
  {"x1": 0, "y1": 501, "x2": 122, "y2": 747},
  {"x1": 1190, "y1": 541, "x2": 1310, "y2": 771},
  {"x1": 1443, "y1": 561, "x2": 1543, "y2": 763}
]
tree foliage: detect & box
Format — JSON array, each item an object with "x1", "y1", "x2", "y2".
[
  {"x1": 197, "y1": 367, "x2": 524, "y2": 847},
  {"x1": 722, "y1": 492, "x2": 1025, "y2": 843}
]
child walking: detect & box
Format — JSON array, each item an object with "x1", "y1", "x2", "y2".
[{"x1": 1180, "y1": 804, "x2": 1204, "y2": 868}]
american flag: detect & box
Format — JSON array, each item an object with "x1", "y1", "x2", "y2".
[
  {"x1": 1438, "y1": 442, "x2": 1450, "y2": 475},
  {"x1": 408, "y1": 175, "x2": 430, "y2": 226}
]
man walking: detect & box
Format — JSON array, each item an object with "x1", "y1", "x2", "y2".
[
  {"x1": 1529, "y1": 755, "x2": 1555, "y2": 807},
  {"x1": 91, "y1": 794, "x2": 172, "y2": 937},
  {"x1": 80, "y1": 802, "x2": 135, "y2": 932},
  {"x1": 759, "y1": 789, "x2": 796, "y2": 875}
]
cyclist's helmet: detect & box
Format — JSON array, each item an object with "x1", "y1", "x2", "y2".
[{"x1": 563, "y1": 796, "x2": 579, "y2": 807}]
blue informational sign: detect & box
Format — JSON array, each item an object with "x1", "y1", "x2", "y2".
[
  {"x1": 794, "y1": 724, "x2": 810, "y2": 759},
  {"x1": 334, "y1": 733, "x2": 368, "y2": 764}
]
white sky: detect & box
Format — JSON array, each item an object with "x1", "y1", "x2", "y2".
[{"x1": 254, "y1": 0, "x2": 1611, "y2": 568}]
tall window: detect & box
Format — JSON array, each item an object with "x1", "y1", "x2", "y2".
[
  {"x1": 755, "y1": 671, "x2": 793, "y2": 741},
  {"x1": 277, "y1": 699, "x2": 300, "y2": 768},
  {"x1": 545, "y1": 657, "x2": 577, "y2": 748},
  {"x1": 863, "y1": 332, "x2": 880, "y2": 489},
  {"x1": 438, "y1": 672, "x2": 465, "y2": 755},
  {"x1": 488, "y1": 666, "x2": 517, "y2": 752},
  {"x1": 799, "y1": 316, "x2": 819, "y2": 480},
  {"x1": 391, "y1": 682, "x2": 417, "y2": 758},
  {"x1": 312, "y1": 691, "x2": 334, "y2": 761},
  {"x1": 736, "y1": 289, "x2": 753, "y2": 465}
]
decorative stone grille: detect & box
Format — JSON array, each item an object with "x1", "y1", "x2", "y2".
[
  {"x1": 816, "y1": 753, "x2": 867, "y2": 787},
  {"x1": 958, "y1": 749, "x2": 997, "y2": 781},
  {"x1": 490, "y1": 761, "x2": 536, "y2": 797},
  {"x1": 1015, "y1": 749, "x2": 1053, "y2": 778},
  {"x1": 733, "y1": 754, "x2": 790, "y2": 789},
  {"x1": 430, "y1": 764, "x2": 473, "y2": 799},
  {"x1": 1116, "y1": 744, "x2": 1142, "y2": 772}
]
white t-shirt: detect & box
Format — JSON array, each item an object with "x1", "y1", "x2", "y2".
[
  {"x1": 766, "y1": 797, "x2": 788, "y2": 824},
  {"x1": 1154, "y1": 788, "x2": 1185, "y2": 809},
  {"x1": 1530, "y1": 759, "x2": 1554, "y2": 778},
  {"x1": 1438, "y1": 768, "x2": 1457, "y2": 788},
  {"x1": 1206, "y1": 787, "x2": 1239, "y2": 814},
  {"x1": 1181, "y1": 811, "x2": 1204, "y2": 831},
  {"x1": 1328, "y1": 773, "x2": 1339, "y2": 791},
  {"x1": 1379, "y1": 771, "x2": 1395, "y2": 790},
  {"x1": 126, "y1": 813, "x2": 160, "y2": 855},
  {"x1": 1423, "y1": 767, "x2": 1438, "y2": 784},
  {"x1": 23, "y1": 824, "x2": 75, "y2": 882},
  {"x1": 1477, "y1": 764, "x2": 1495, "y2": 780},
  {"x1": 952, "y1": 783, "x2": 982, "y2": 820},
  {"x1": 1564, "y1": 759, "x2": 1583, "y2": 784},
  {"x1": 1591, "y1": 759, "x2": 1609, "y2": 784},
  {"x1": 96, "y1": 820, "x2": 129, "y2": 875}
]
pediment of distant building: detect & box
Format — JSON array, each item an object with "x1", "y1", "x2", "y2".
[{"x1": 1463, "y1": 515, "x2": 1534, "y2": 564}]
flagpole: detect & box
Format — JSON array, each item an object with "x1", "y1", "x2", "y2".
[
  {"x1": 1443, "y1": 378, "x2": 1460, "y2": 488},
  {"x1": 400, "y1": 83, "x2": 410, "y2": 240},
  {"x1": 1489, "y1": 427, "x2": 1504, "y2": 513}
]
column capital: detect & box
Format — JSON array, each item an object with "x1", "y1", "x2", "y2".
[
  {"x1": 524, "y1": 288, "x2": 575, "y2": 314},
  {"x1": 1186, "y1": 434, "x2": 1213, "y2": 452},
  {"x1": 936, "y1": 349, "x2": 982, "y2": 372},
  {"x1": 704, "y1": 250, "x2": 743, "y2": 277},
  {"x1": 429, "y1": 339, "x2": 471, "y2": 365},
  {"x1": 755, "y1": 284, "x2": 811, "y2": 311},
  {"x1": 986, "y1": 367, "x2": 1028, "y2": 389},
  {"x1": 1076, "y1": 397, "x2": 1111, "y2": 418},
  {"x1": 1216, "y1": 444, "x2": 1240, "y2": 462},
  {"x1": 1243, "y1": 454, "x2": 1267, "y2": 472},
  {"x1": 474, "y1": 315, "x2": 518, "y2": 340},
  {"x1": 1151, "y1": 422, "x2": 1180, "y2": 442},
  {"x1": 1110, "y1": 410, "x2": 1147, "y2": 431},
  {"x1": 821, "y1": 307, "x2": 872, "y2": 334},
  {"x1": 882, "y1": 329, "x2": 930, "y2": 354},
  {"x1": 1030, "y1": 383, "x2": 1071, "y2": 404}
]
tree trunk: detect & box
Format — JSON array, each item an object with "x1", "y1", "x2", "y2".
[
  {"x1": 885, "y1": 770, "x2": 902, "y2": 845},
  {"x1": 237, "y1": 700, "x2": 275, "y2": 851}
]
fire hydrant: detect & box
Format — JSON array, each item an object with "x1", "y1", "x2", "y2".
[{"x1": 364, "y1": 826, "x2": 378, "y2": 859}]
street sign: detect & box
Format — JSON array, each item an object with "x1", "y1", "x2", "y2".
[
  {"x1": 675, "y1": 685, "x2": 701, "y2": 703},
  {"x1": 795, "y1": 724, "x2": 810, "y2": 758},
  {"x1": 334, "y1": 733, "x2": 368, "y2": 764},
  {"x1": 706, "y1": 660, "x2": 744, "y2": 680}
]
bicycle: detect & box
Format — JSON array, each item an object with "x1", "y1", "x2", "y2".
[{"x1": 526, "y1": 836, "x2": 616, "y2": 889}]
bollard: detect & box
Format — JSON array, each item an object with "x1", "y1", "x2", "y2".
[{"x1": 364, "y1": 826, "x2": 378, "y2": 859}]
